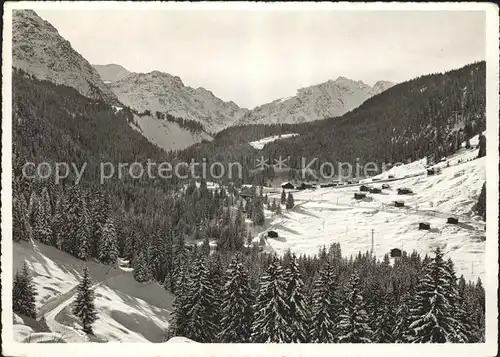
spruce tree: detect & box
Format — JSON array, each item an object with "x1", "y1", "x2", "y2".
[
  {"x1": 168, "y1": 266, "x2": 190, "y2": 337},
  {"x1": 219, "y1": 256, "x2": 254, "y2": 342},
  {"x1": 337, "y1": 272, "x2": 373, "y2": 343},
  {"x1": 310, "y1": 262, "x2": 341, "y2": 342},
  {"x1": 476, "y1": 182, "x2": 486, "y2": 221},
  {"x1": 13, "y1": 192, "x2": 31, "y2": 242},
  {"x1": 168, "y1": 268, "x2": 189, "y2": 337},
  {"x1": 28, "y1": 190, "x2": 39, "y2": 227},
  {"x1": 276, "y1": 202, "x2": 282, "y2": 215},
  {"x1": 252, "y1": 197, "x2": 265, "y2": 226},
  {"x1": 51, "y1": 193, "x2": 65, "y2": 248},
  {"x1": 405, "y1": 248, "x2": 464, "y2": 343},
  {"x1": 98, "y1": 217, "x2": 119, "y2": 265},
  {"x1": 393, "y1": 291, "x2": 414, "y2": 342},
  {"x1": 13, "y1": 261, "x2": 37, "y2": 318},
  {"x1": 281, "y1": 189, "x2": 286, "y2": 205},
  {"x1": 33, "y1": 187, "x2": 52, "y2": 244},
  {"x1": 251, "y1": 256, "x2": 289, "y2": 342},
  {"x1": 184, "y1": 257, "x2": 218, "y2": 342},
  {"x1": 286, "y1": 192, "x2": 295, "y2": 210},
  {"x1": 283, "y1": 253, "x2": 310, "y2": 342},
  {"x1": 133, "y1": 250, "x2": 152, "y2": 283},
  {"x1": 72, "y1": 267, "x2": 98, "y2": 334},
  {"x1": 163, "y1": 231, "x2": 174, "y2": 291}
]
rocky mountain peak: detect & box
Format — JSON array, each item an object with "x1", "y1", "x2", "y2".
[{"x1": 12, "y1": 10, "x2": 118, "y2": 103}]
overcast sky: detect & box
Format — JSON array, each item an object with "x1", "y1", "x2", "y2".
[{"x1": 35, "y1": 9, "x2": 485, "y2": 109}]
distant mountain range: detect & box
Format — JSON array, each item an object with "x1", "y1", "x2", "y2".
[
  {"x1": 238, "y1": 77, "x2": 394, "y2": 125},
  {"x1": 12, "y1": 9, "x2": 396, "y2": 150}
]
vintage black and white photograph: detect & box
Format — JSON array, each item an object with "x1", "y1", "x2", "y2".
[{"x1": 1, "y1": 2, "x2": 498, "y2": 356}]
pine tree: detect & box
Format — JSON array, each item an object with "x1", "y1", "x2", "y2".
[
  {"x1": 252, "y1": 197, "x2": 265, "y2": 226},
  {"x1": 286, "y1": 192, "x2": 295, "y2": 210},
  {"x1": 219, "y1": 256, "x2": 254, "y2": 342},
  {"x1": 280, "y1": 189, "x2": 286, "y2": 205},
  {"x1": 28, "y1": 190, "x2": 39, "y2": 227},
  {"x1": 13, "y1": 261, "x2": 37, "y2": 318},
  {"x1": 168, "y1": 266, "x2": 190, "y2": 337},
  {"x1": 476, "y1": 182, "x2": 486, "y2": 221},
  {"x1": 133, "y1": 250, "x2": 152, "y2": 283},
  {"x1": 310, "y1": 262, "x2": 341, "y2": 342},
  {"x1": 201, "y1": 235, "x2": 210, "y2": 256},
  {"x1": 33, "y1": 187, "x2": 52, "y2": 244},
  {"x1": 13, "y1": 191, "x2": 31, "y2": 242},
  {"x1": 51, "y1": 193, "x2": 65, "y2": 248},
  {"x1": 393, "y1": 291, "x2": 414, "y2": 342},
  {"x1": 405, "y1": 248, "x2": 464, "y2": 343},
  {"x1": 72, "y1": 267, "x2": 98, "y2": 334},
  {"x1": 283, "y1": 254, "x2": 310, "y2": 342},
  {"x1": 337, "y1": 272, "x2": 373, "y2": 343},
  {"x1": 207, "y1": 254, "x2": 224, "y2": 340},
  {"x1": 251, "y1": 256, "x2": 289, "y2": 342},
  {"x1": 171, "y1": 234, "x2": 189, "y2": 293},
  {"x1": 276, "y1": 202, "x2": 282, "y2": 215},
  {"x1": 184, "y1": 257, "x2": 218, "y2": 342},
  {"x1": 163, "y1": 231, "x2": 174, "y2": 291},
  {"x1": 98, "y1": 217, "x2": 119, "y2": 265},
  {"x1": 75, "y1": 198, "x2": 91, "y2": 260}
]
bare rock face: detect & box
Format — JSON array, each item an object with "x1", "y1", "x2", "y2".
[
  {"x1": 238, "y1": 77, "x2": 395, "y2": 125},
  {"x1": 12, "y1": 10, "x2": 118, "y2": 103},
  {"x1": 109, "y1": 71, "x2": 248, "y2": 133}
]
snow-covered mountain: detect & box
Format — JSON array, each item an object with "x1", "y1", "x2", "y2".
[
  {"x1": 93, "y1": 64, "x2": 131, "y2": 83},
  {"x1": 238, "y1": 77, "x2": 395, "y2": 125},
  {"x1": 108, "y1": 71, "x2": 248, "y2": 133},
  {"x1": 12, "y1": 10, "x2": 118, "y2": 103}
]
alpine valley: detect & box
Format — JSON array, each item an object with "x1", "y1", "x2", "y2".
[{"x1": 10, "y1": 9, "x2": 487, "y2": 346}]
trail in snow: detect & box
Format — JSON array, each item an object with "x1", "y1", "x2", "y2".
[{"x1": 37, "y1": 262, "x2": 125, "y2": 342}]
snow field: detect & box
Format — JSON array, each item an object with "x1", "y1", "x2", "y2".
[{"x1": 261, "y1": 148, "x2": 485, "y2": 283}]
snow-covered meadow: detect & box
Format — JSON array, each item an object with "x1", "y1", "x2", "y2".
[{"x1": 259, "y1": 145, "x2": 486, "y2": 283}]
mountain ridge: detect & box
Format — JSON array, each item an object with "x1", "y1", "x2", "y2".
[
  {"x1": 237, "y1": 76, "x2": 395, "y2": 125},
  {"x1": 12, "y1": 10, "x2": 118, "y2": 103}
]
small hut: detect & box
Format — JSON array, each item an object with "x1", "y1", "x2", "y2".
[
  {"x1": 360, "y1": 185, "x2": 370, "y2": 192},
  {"x1": 447, "y1": 217, "x2": 459, "y2": 224},
  {"x1": 369, "y1": 187, "x2": 382, "y2": 194},
  {"x1": 281, "y1": 182, "x2": 295, "y2": 189},
  {"x1": 354, "y1": 192, "x2": 366, "y2": 200},
  {"x1": 267, "y1": 230, "x2": 278, "y2": 238},
  {"x1": 299, "y1": 183, "x2": 314, "y2": 190},
  {"x1": 398, "y1": 187, "x2": 413, "y2": 195},
  {"x1": 419, "y1": 222, "x2": 431, "y2": 230},
  {"x1": 394, "y1": 200, "x2": 405, "y2": 207},
  {"x1": 382, "y1": 183, "x2": 390, "y2": 189},
  {"x1": 390, "y1": 248, "x2": 402, "y2": 258},
  {"x1": 388, "y1": 174, "x2": 395, "y2": 179},
  {"x1": 239, "y1": 187, "x2": 254, "y2": 199}
]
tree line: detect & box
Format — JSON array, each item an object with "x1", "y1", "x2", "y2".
[{"x1": 165, "y1": 244, "x2": 485, "y2": 343}]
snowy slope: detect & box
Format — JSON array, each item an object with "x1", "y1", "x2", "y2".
[
  {"x1": 12, "y1": 10, "x2": 118, "y2": 103},
  {"x1": 109, "y1": 71, "x2": 248, "y2": 133},
  {"x1": 13, "y1": 240, "x2": 173, "y2": 342},
  {"x1": 130, "y1": 114, "x2": 212, "y2": 151},
  {"x1": 249, "y1": 133, "x2": 299, "y2": 150},
  {"x1": 260, "y1": 146, "x2": 485, "y2": 283},
  {"x1": 238, "y1": 77, "x2": 394, "y2": 125}
]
